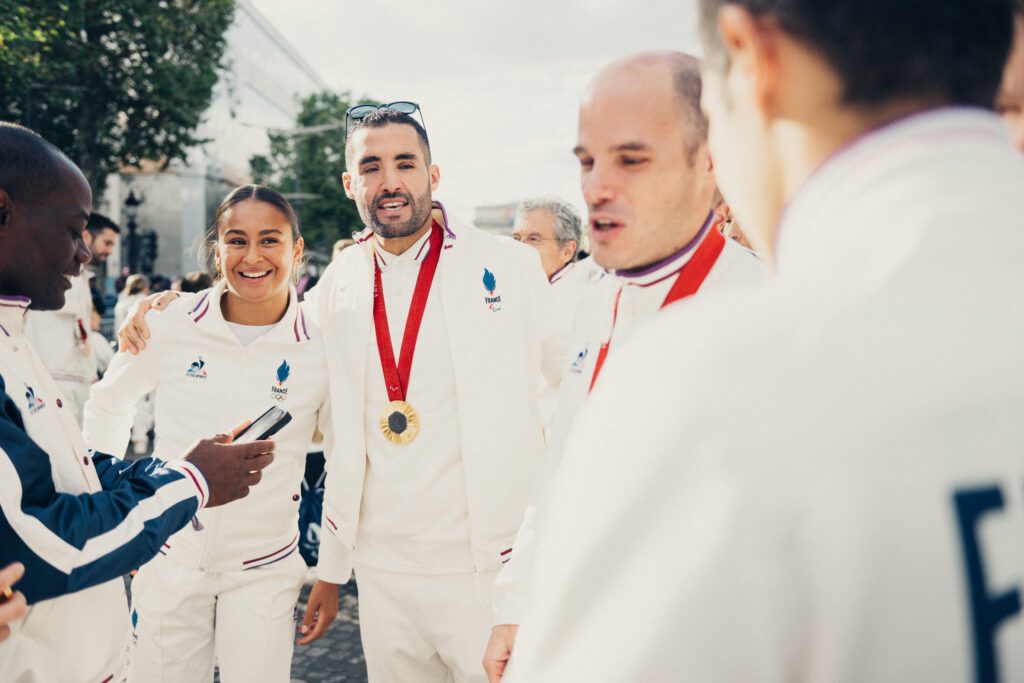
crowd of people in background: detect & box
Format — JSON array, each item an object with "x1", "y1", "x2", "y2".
[{"x1": 2, "y1": 0, "x2": 1024, "y2": 681}]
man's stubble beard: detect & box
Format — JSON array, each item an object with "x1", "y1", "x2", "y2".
[{"x1": 364, "y1": 188, "x2": 434, "y2": 238}]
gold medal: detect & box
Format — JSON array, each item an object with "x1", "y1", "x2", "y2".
[{"x1": 379, "y1": 399, "x2": 420, "y2": 445}]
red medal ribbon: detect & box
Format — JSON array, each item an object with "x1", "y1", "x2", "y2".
[
  {"x1": 588, "y1": 226, "x2": 726, "y2": 393},
  {"x1": 372, "y1": 220, "x2": 443, "y2": 402}
]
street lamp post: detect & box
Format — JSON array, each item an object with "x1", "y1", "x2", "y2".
[{"x1": 123, "y1": 189, "x2": 143, "y2": 274}]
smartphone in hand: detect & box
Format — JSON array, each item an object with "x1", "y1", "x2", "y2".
[{"x1": 233, "y1": 407, "x2": 292, "y2": 443}]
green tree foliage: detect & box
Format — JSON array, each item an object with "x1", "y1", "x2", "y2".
[
  {"x1": 250, "y1": 91, "x2": 380, "y2": 256},
  {"x1": 0, "y1": 0, "x2": 234, "y2": 195}
]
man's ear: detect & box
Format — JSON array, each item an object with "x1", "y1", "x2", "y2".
[
  {"x1": 342, "y1": 171, "x2": 354, "y2": 200},
  {"x1": 717, "y1": 5, "x2": 782, "y2": 116},
  {"x1": 562, "y1": 239, "x2": 578, "y2": 263},
  {"x1": 429, "y1": 164, "x2": 440, "y2": 193}
]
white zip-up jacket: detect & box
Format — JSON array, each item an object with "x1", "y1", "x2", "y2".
[
  {"x1": 308, "y1": 203, "x2": 564, "y2": 584},
  {"x1": 538, "y1": 258, "x2": 606, "y2": 434},
  {"x1": 0, "y1": 295, "x2": 208, "y2": 682},
  {"x1": 24, "y1": 272, "x2": 96, "y2": 423},
  {"x1": 84, "y1": 282, "x2": 330, "y2": 572},
  {"x1": 508, "y1": 109, "x2": 1024, "y2": 680},
  {"x1": 494, "y1": 221, "x2": 768, "y2": 625}
]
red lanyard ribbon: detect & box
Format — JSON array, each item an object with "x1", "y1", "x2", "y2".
[
  {"x1": 588, "y1": 226, "x2": 726, "y2": 393},
  {"x1": 373, "y1": 221, "x2": 443, "y2": 402}
]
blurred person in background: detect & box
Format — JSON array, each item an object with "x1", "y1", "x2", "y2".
[
  {"x1": 83, "y1": 213, "x2": 119, "y2": 318},
  {"x1": 511, "y1": 197, "x2": 581, "y2": 283},
  {"x1": 180, "y1": 270, "x2": 214, "y2": 294},
  {"x1": 512, "y1": 197, "x2": 601, "y2": 435},
  {"x1": 114, "y1": 274, "x2": 149, "y2": 333}
]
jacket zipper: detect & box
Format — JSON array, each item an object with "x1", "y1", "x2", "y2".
[{"x1": 197, "y1": 343, "x2": 252, "y2": 570}]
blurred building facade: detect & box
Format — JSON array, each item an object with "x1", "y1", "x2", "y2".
[{"x1": 99, "y1": 0, "x2": 329, "y2": 278}]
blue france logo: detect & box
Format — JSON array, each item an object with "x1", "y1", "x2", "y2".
[
  {"x1": 482, "y1": 268, "x2": 502, "y2": 312},
  {"x1": 272, "y1": 360, "x2": 290, "y2": 401}
]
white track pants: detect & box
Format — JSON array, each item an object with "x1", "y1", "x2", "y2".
[
  {"x1": 355, "y1": 565, "x2": 497, "y2": 683},
  {"x1": 127, "y1": 551, "x2": 307, "y2": 682}
]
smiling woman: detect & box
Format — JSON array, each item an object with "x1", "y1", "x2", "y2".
[
  {"x1": 81, "y1": 183, "x2": 339, "y2": 680},
  {"x1": 201, "y1": 184, "x2": 305, "y2": 326}
]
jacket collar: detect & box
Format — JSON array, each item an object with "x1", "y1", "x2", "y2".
[
  {"x1": 776, "y1": 107, "x2": 1009, "y2": 278},
  {"x1": 374, "y1": 226, "x2": 433, "y2": 270},
  {"x1": 186, "y1": 280, "x2": 311, "y2": 345},
  {"x1": 0, "y1": 295, "x2": 31, "y2": 338},
  {"x1": 549, "y1": 261, "x2": 575, "y2": 284}
]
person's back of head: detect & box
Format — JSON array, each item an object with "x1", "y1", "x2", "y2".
[
  {"x1": 125, "y1": 274, "x2": 149, "y2": 296},
  {"x1": 179, "y1": 271, "x2": 213, "y2": 293},
  {"x1": 86, "y1": 212, "x2": 120, "y2": 237},
  {"x1": 697, "y1": 0, "x2": 1016, "y2": 254},
  {"x1": 699, "y1": 0, "x2": 1014, "y2": 109}
]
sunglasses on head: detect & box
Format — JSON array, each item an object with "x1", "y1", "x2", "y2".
[{"x1": 345, "y1": 101, "x2": 426, "y2": 137}]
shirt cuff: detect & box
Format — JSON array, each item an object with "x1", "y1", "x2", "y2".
[
  {"x1": 315, "y1": 513, "x2": 353, "y2": 584},
  {"x1": 167, "y1": 461, "x2": 210, "y2": 509},
  {"x1": 492, "y1": 575, "x2": 525, "y2": 626}
]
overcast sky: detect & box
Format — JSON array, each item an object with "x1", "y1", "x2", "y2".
[{"x1": 248, "y1": 0, "x2": 702, "y2": 223}]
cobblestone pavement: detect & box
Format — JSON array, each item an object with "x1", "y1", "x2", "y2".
[{"x1": 290, "y1": 577, "x2": 367, "y2": 683}]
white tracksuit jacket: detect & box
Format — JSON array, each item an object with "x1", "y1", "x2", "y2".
[
  {"x1": 0, "y1": 295, "x2": 209, "y2": 682},
  {"x1": 508, "y1": 108, "x2": 1024, "y2": 680},
  {"x1": 494, "y1": 218, "x2": 768, "y2": 624},
  {"x1": 537, "y1": 258, "x2": 606, "y2": 434},
  {"x1": 308, "y1": 203, "x2": 565, "y2": 587},
  {"x1": 84, "y1": 282, "x2": 330, "y2": 572},
  {"x1": 24, "y1": 272, "x2": 95, "y2": 423}
]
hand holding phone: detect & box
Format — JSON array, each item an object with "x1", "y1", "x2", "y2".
[
  {"x1": 182, "y1": 407, "x2": 289, "y2": 508},
  {"x1": 233, "y1": 407, "x2": 292, "y2": 443}
]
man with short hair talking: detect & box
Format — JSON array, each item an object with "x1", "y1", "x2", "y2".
[
  {"x1": 483, "y1": 51, "x2": 766, "y2": 681},
  {"x1": 506, "y1": 0, "x2": 1024, "y2": 680}
]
